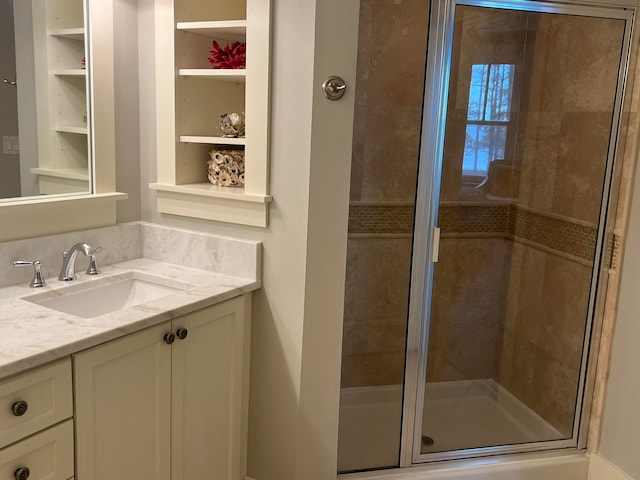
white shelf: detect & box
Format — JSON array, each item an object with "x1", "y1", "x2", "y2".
[
  {"x1": 150, "y1": 183, "x2": 271, "y2": 227},
  {"x1": 176, "y1": 21, "x2": 246, "y2": 40},
  {"x1": 151, "y1": 182, "x2": 270, "y2": 202},
  {"x1": 52, "y1": 69, "x2": 87, "y2": 77},
  {"x1": 31, "y1": 167, "x2": 90, "y2": 195},
  {"x1": 49, "y1": 28, "x2": 85, "y2": 39},
  {"x1": 56, "y1": 125, "x2": 89, "y2": 135},
  {"x1": 178, "y1": 69, "x2": 246, "y2": 82},
  {"x1": 179, "y1": 136, "x2": 245, "y2": 146},
  {"x1": 30, "y1": 167, "x2": 90, "y2": 181}
]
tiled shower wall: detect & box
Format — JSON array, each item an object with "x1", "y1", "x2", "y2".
[
  {"x1": 500, "y1": 14, "x2": 624, "y2": 436},
  {"x1": 341, "y1": 0, "x2": 428, "y2": 388}
]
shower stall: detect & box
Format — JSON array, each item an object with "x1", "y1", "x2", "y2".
[{"x1": 338, "y1": 0, "x2": 633, "y2": 472}]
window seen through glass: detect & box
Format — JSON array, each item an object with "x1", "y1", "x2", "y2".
[{"x1": 463, "y1": 63, "x2": 515, "y2": 176}]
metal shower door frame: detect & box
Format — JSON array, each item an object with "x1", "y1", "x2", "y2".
[{"x1": 401, "y1": 0, "x2": 635, "y2": 467}]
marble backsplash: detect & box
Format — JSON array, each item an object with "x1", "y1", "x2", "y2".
[
  {"x1": 0, "y1": 222, "x2": 261, "y2": 289},
  {"x1": 141, "y1": 222, "x2": 260, "y2": 280}
]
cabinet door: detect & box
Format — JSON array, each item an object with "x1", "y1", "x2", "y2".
[
  {"x1": 74, "y1": 323, "x2": 172, "y2": 480},
  {"x1": 172, "y1": 295, "x2": 250, "y2": 480}
]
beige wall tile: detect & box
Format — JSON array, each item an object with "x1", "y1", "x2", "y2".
[
  {"x1": 341, "y1": 351, "x2": 406, "y2": 388},
  {"x1": 531, "y1": 346, "x2": 580, "y2": 437},
  {"x1": 428, "y1": 238, "x2": 509, "y2": 381},
  {"x1": 341, "y1": 238, "x2": 412, "y2": 388}
]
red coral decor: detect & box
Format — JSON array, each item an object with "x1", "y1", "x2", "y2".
[{"x1": 208, "y1": 41, "x2": 246, "y2": 69}]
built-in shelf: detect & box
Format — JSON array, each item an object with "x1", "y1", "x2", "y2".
[
  {"x1": 30, "y1": 167, "x2": 90, "y2": 195},
  {"x1": 31, "y1": 167, "x2": 90, "y2": 181},
  {"x1": 49, "y1": 28, "x2": 85, "y2": 39},
  {"x1": 151, "y1": 182, "x2": 270, "y2": 202},
  {"x1": 55, "y1": 125, "x2": 89, "y2": 135},
  {"x1": 176, "y1": 20, "x2": 246, "y2": 40},
  {"x1": 52, "y1": 69, "x2": 87, "y2": 77},
  {"x1": 179, "y1": 136, "x2": 246, "y2": 145},
  {"x1": 150, "y1": 183, "x2": 271, "y2": 227},
  {"x1": 178, "y1": 69, "x2": 246, "y2": 82}
]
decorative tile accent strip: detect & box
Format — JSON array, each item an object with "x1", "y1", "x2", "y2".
[
  {"x1": 350, "y1": 202, "x2": 599, "y2": 264},
  {"x1": 439, "y1": 204, "x2": 509, "y2": 235},
  {"x1": 510, "y1": 207, "x2": 597, "y2": 262},
  {"x1": 348, "y1": 205, "x2": 414, "y2": 234},
  {"x1": 611, "y1": 233, "x2": 621, "y2": 270}
]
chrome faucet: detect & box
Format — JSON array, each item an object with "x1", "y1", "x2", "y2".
[
  {"x1": 13, "y1": 260, "x2": 47, "y2": 288},
  {"x1": 58, "y1": 242, "x2": 102, "y2": 281}
]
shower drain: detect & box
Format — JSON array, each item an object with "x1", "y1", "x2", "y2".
[{"x1": 421, "y1": 435, "x2": 435, "y2": 446}]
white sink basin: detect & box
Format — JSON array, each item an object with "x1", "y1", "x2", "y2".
[{"x1": 23, "y1": 273, "x2": 189, "y2": 318}]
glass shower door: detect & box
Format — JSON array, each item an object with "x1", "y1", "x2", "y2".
[
  {"x1": 337, "y1": 0, "x2": 430, "y2": 473},
  {"x1": 410, "y1": 0, "x2": 632, "y2": 461}
]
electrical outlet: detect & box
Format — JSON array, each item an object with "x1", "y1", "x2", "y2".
[{"x1": 2, "y1": 136, "x2": 19, "y2": 155}]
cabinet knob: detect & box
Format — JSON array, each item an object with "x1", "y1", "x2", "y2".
[
  {"x1": 14, "y1": 467, "x2": 30, "y2": 480},
  {"x1": 164, "y1": 333, "x2": 176, "y2": 345},
  {"x1": 11, "y1": 401, "x2": 28, "y2": 417},
  {"x1": 176, "y1": 328, "x2": 188, "y2": 340}
]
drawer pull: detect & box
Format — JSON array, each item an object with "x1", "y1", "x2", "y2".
[
  {"x1": 163, "y1": 333, "x2": 176, "y2": 345},
  {"x1": 14, "y1": 467, "x2": 30, "y2": 480},
  {"x1": 11, "y1": 401, "x2": 28, "y2": 417},
  {"x1": 176, "y1": 328, "x2": 188, "y2": 340}
]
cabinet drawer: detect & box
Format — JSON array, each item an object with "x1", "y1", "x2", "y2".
[
  {"x1": 0, "y1": 419, "x2": 73, "y2": 480},
  {"x1": 0, "y1": 359, "x2": 72, "y2": 448}
]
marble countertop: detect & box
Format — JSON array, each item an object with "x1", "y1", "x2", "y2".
[{"x1": 0, "y1": 257, "x2": 260, "y2": 379}]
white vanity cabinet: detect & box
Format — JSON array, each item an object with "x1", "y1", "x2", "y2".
[
  {"x1": 0, "y1": 359, "x2": 74, "y2": 480},
  {"x1": 73, "y1": 295, "x2": 251, "y2": 480}
]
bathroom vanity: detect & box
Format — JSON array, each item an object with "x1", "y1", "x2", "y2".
[
  {"x1": 0, "y1": 223, "x2": 260, "y2": 480},
  {"x1": 75, "y1": 296, "x2": 249, "y2": 480}
]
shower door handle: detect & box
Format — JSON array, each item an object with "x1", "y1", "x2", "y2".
[{"x1": 431, "y1": 227, "x2": 440, "y2": 263}]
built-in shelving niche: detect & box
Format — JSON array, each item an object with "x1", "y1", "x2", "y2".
[
  {"x1": 151, "y1": 0, "x2": 271, "y2": 228},
  {"x1": 32, "y1": 1, "x2": 91, "y2": 194}
]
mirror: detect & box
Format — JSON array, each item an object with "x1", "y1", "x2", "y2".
[{"x1": 0, "y1": 0, "x2": 92, "y2": 202}]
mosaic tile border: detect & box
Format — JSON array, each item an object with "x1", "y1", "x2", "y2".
[
  {"x1": 348, "y1": 204, "x2": 414, "y2": 235},
  {"x1": 349, "y1": 203, "x2": 601, "y2": 264},
  {"x1": 608, "y1": 232, "x2": 621, "y2": 271},
  {"x1": 510, "y1": 207, "x2": 597, "y2": 262},
  {"x1": 441, "y1": 204, "x2": 598, "y2": 262},
  {"x1": 439, "y1": 204, "x2": 510, "y2": 236}
]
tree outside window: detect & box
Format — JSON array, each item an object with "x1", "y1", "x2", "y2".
[{"x1": 463, "y1": 63, "x2": 515, "y2": 177}]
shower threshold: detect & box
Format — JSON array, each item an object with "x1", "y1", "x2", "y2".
[{"x1": 338, "y1": 379, "x2": 563, "y2": 473}]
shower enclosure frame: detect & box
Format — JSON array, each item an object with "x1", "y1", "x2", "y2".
[{"x1": 400, "y1": 0, "x2": 635, "y2": 466}]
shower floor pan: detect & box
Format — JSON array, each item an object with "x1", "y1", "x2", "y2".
[{"x1": 337, "y1": 379, "x2": 563, "y2": 473}]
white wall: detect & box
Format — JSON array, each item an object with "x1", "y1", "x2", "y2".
[
  {"x1": 133, "y1": 0, "x2": 357, "y2": 478},
  {"x1": 597, "y1": 150, "x2": 640, "y2": 477},
  {"x1": 589, "y1": 454, "x2": 634, "y2": 480},
  {"x1": 113, "y1": 0, "x2": 141, "y2": 222}
]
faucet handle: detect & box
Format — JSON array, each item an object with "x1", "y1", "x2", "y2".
[
  {"x1": 86, "y1": 246, "x2": 103, "y2": 276},
  {"x1": 13, "y1": 260, "x2": 47, "y2": 288}
]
